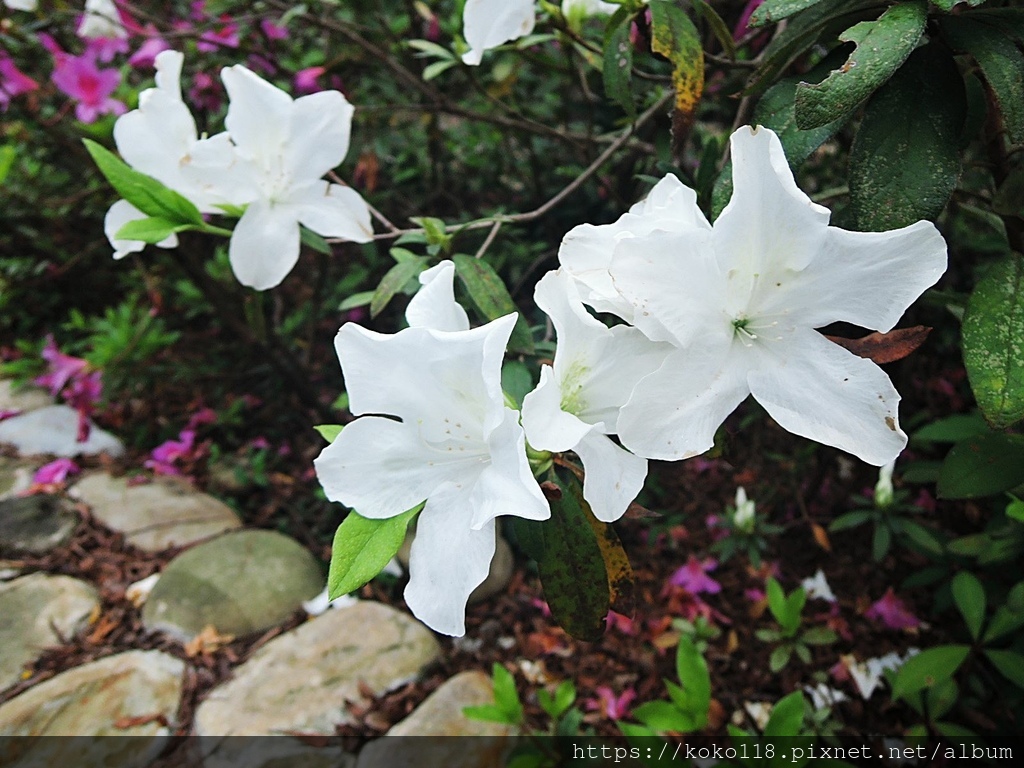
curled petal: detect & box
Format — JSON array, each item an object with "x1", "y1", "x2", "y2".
[
  {"x1": 748, "y1": 328, "x2": 906, "y2": 466},
  {"x1": 290, "y1": 181, "x2": 373, "y2": 242},
  {"x1": 462, "y1": 0, "x2": 535, "y2": 65},
  {"x1": 406, "y1": 260, "x2": 470, "y2": 332},
  {"x1": 574, "y1": 431, "x2": 647, "y2": 523}
]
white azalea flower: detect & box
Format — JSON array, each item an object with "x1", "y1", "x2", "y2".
[
  {"x1": 582, "y1": 126, "x2": 946, "y2": 466},
  {"x1": 521, "y1": 270, "x2": 669, "y2": 522},
  {"x1": 844, "y1": 648, "x2": 919, "y2": 700},
  {"x1": 562, "y1": 0, "x2": 619, "y2": 21},
  {"x1": 803, "y1": 683, "x2": 847, "y2": 711},
  {"x1": 800, "y1": 569, "x2": 836, "y2": 603},
  {"x1": 314, "y1": 261, "x2": 549, "y2": 636},
  {"x1": 733, "y1": 486, "x2": 756, "y2": 534},
  {"x1": 218, "y1": 65, "x2": 373, "y2": 290},
  {"x1": 4, "y1": 0, "x2": 37, "y2": 11},
  {"x1": 78, "y1": 0, "x2": 127, "y2": 39},
  {"x1": 462, "y1": 0, "x2": 536, "y2": 65},
  {"x1": 104, "y1": 199, "x2": 179, "y2": 259}
]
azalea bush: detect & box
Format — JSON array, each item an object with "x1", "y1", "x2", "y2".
[{"x1": 3, "y1": 0, "x2": 1024, "y2": 749}]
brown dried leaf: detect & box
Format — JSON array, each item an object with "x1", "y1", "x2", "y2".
[
  {"x1": 184, "y1": 624, "x2": 235, "y2": 657},
  {"x1": 811, "y1": 523, "x2": 832, "y2": 552},
  {"x1": 825, "y1": 326, "x2": 931, "y2": 365},
  {"x1": 113, "y1": 713, "x2": 169, "y2": 730}
]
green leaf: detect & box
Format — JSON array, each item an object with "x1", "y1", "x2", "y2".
[
  {"x1": 300, "y1": 226, "x2": 332, "y2": 255},
  {"x1": 937, "y1": 432, "x2": 1024, "y2": 499},
  {"x1": 501, "y1": 360, "x2": 534, "y2": 408},
  {"x1": 795, "y1": 2, "x2": 927, "y2": 130},
  {"x1": 891, "y1": 645, "x2": 970, "y2": 699},
  {"x1": 538, "y1": 679, "x2": 576, "y2": 719},
  {"x1": 649, "y1": 0, "x2": 704, "y2": 138},
  {"x1": 829, "y1": 510, "x2": 872, "y2": 531},
  {"x1": 452, "y1": 254, "x2": 534, "y2": 353},
  {"x1": 962, "y1": 253, "x2": 1024, "y2": 428},
  {"x1": 692, "y1": 0, "x2": 736, "y2": 60},
  {"x1": 603, "y1": 8, "x2": 636, "y2": 117},
  {"x1": 114, "y1": 217, "x2": 190, "y2": 244},
  {"x1": 314, "y1": 424, "x2": 344, "y2": 443},
  {"x1": 984, "y1": 649, "x2": 1024, "y2": 689},
  {"x1": 632, "y1": 700, "x2": 699, "y2": 733},
  {"x1": 769, "y1": 644, "x2": 793, "y2": 672},
  {"x1": 750, "y1": 0, "x2": 831, "y2": 27},
  {"x1": 872, "y1": 523, "x2": 892, "y2": 560},
  {"x1": 942, "y1": 18, "x2": 1024, "y2": 144},
  {"x1": 511, "y1": 474, "x2": 609, "y2": 641},
  {"x1": 848, "y1": 42, "x2": 964, "y2": 230},
  {"x1": 462, "y1": 703, "x2": 518, "y2": 725},
  {"x1": 83, "y1": 139, "x2": 204, "y2": 225},
  {"x1": 802, "y1": 626, "x2": 838, "y2": 645},
  {"x1": 338, "y1": 291, "x2": 375, "y2": 311},
  {"x1": 326, "y1": 506, "x2": 421, "y2": 599},
  {"x1": 423, "y1": 60, "x2": 458, "y2": 81},
  {"x1": 912, "y1": 413, "x2": 989, "y2": 444},
  {"x1": 0, "y1": 145, "x2": 16, "y2": 186},
  {"x1": 983, "y1": 582, "x2": 1024, "y2": 643},
  {"x1": 673, "y1": 636, "x2": 711, "y2": 724},
  {"x1": 951, "y1": 571, "x2": 986, "y2": 640},
  {"x1": 370, "y1": 257, "x2": 426, "y2": 318},
  {"x1": 490, "y1": 662, "x2": 524, "y2": 723}
]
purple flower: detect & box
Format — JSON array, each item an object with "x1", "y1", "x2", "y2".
[
  {"x1": 260, "y1": 19, "x2": 288, "y2": 41},
  {"x1": 293, "y1": 66, "x2": 326, "y2": 95},
  {"x1": 83, "y1": 36, "x2": 130, "y2": 64},
  {"x1": 129, "y1": 36, "x2": 171, "y2": 69},
  {"x1": 733, "y1": 0, "x2": 764, "y2": 40},
  {"x1": 586, "y1": 686, "x2": 636, "y2": 720},
  {"x1": 0, "y1": 54, "x2": 39, "y2": 110},
  {"x1": 865, "y1": 588, "x2": 920, "y2": 630},
  {"x1": 668, "y1": 555, "x2": 722, "y2": 595},
  {"x1": 145, "y1": 429, "x2": 196, "y2": 475},
  {"x1": 35, "y1": 336, "x2": 87, "y2": 397},
  {"x1": 188, "y1": 70, "x2": 222, "y2": 112},
  {"x1": 197, "y1": 17, "x2": 240, "y2": 52},
  {"x1": 51, "y1": 54, "x2": 126, "y2": 123},
  {"x1": 33, "y1": 458, "x2": 80, "y2": 485},
  {"x1": 1, "y1": 409, "x2": 21, "y2": 421}
]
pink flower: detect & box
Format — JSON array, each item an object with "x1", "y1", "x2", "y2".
[
  {"x1": 145, "y1": 429, "x2": 196, "y2": 475},
  {"x1": 866, "y1": 588, "x2": 920, "y2": 630},
  {"x1": 734, "y1": 0, "x2": 765, "y2": 40},
  {"x1": 186, "y1": 407, "x2": 217, "y2": 429},
  {"x1": 129, "y1": 36, "x2": 171, "y2": 68},
  {"x1": 188, "y1": 70, "x2": 222, "y2": 112},
  {"x1": 605, "y1": 610, "x2": 637, "y2": 635},
  {"x1": 246, "y1": 54, "x2": 276, "y2": 76},
  {"x1": 51, "y1": 54, "x2": 126, "y2": 123},
  {"x1": 0, "y1": 54, "x2": 39, "y2": 110},
  {"x1": 0, "y1": 409, "x2": 20, "y2": 421},
  {"x1": 197, "y1": 17, "x2": 240, "y2": 52},
  {"x1": 260, "y1": 19, "x2": 288, "y2": 41},
  {"x1": 745, "y1": 588, "x2": 766, "y2": 603},
  {"x1": 83, "y1": 36, "x2": 130, "y2": 64},
  {"x1": 35, "y1": 336, "x2": 87, "y2": 398},
  {"x1": 65, "y1": 371, "x2": 102, "y2": 441},
  {"x1": 33, "y1": 458, "x2": 80, "y2": 485},
  {"x1": 38, "y1": 33, "x2": 68, "y2": 59},
  {"x1": 294, "y1": 66, "x2": 326, "y2": 95},
  {"x1": 249, "y1": 436, "x2": 271, "y2": 451},
  {"x1": 586, "y1": 686, "x2": 636, "y2": 720},
  {"x1": 668, "y1": 555, "x2": 721, "y2": 595}
]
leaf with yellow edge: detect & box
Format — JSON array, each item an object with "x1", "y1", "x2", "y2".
[
  {"x1": 649, "y1": 0, "x2": 704, "y2": 147},
  {"x1": 575, "y1": 481, "x2": 635, "y2": 616}
]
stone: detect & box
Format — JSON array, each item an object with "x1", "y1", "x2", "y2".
[
  {"x1": 0, "y1": 574, "x2": 99, "y2": 691},
  {"x1": 0, "y1": 405, "x2": 123, "y2": 458},
  {"x1": 69, "y1": 473, "x2": 241, "y2": 552},
  {"x1": 0, "y1": 651, "x2": 183, "y2": 747},
  {"x1": 198, "y1": 738, "x2": 355, "y2": 768},
  {"x1": 0, "y1": 380, "x2": 52, "y2": 415},
  {"x1": 142, "y1": 530, "x2": 323, "y2": 641},
  {"x1": 0, "y1": 457, "x2": 34, "y2": 500},
  {"x1": 358, "y1": 672, "x2": 516, "y2": 768},
  {"x1": 397, "y1": 524, "x2": 515, "y2": 604},
  {"x1": 194, "y1": 601, "x2": 440, "y2": 736},
  {"x1": 0, "y1": 495, "x2": 78, "y2": 555}
]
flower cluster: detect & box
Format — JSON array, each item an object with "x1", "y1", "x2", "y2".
[
  {"x1": 315, "y1": 125, "x2": 946, "y2": 636},
  {"x1": 35, "y1": 336, "x2": 103, "y2": 442},
  {"x1": 107, "y1": 50, "x2": 373, "y2": 289}
]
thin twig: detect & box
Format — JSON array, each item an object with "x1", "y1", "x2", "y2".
[{"x1": 474, "y1": 221, "x2": 503, "y2": 259}]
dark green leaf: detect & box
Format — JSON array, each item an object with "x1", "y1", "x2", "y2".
[
  {"x1": 802, "y1": 626, "x2": 838, "y2": 645},
  {"x1": 603, "y1": 9, "x2": 636, "y2": 117},
  {"x1": 942, "y1": 18, "x2": 1024, "y2": 143},
  {"x1": 370, "y1": 257, "x2": 426, "y2": 318},
  {"x1": 501, "y1": 360, "x2": 534, "y2": 408},
  {"x1": 848, "y1": 42, "x2": 964, "y2": 230},
  {"x1": 300, "y1": 226, "x2": 332, "y2": 255},
  {"x1": 764, "y1": 691, "x2": 805, "y2": 737},
  {"x1": 632, "y1": 700, "x2": 699, "y2": 733},
  {"x1": 899, "y1": 521, "x2": 945, "y2": 556},
  {"x1": 115, "y1": 217, "x2": 189, "y2": 244},
  {"x1": 947, "y1": 532, "x2": 990, "y2": 557},
  {"x1": 314, "y1": 424, "x2": 344, "y2": 443},
  {"x1": 327, "y1": 506, "x2": 421, "y2": 599},
  {"x1": 873, "y1": 524, "x2": 892, "y2": 561},
  {"x1": 453, "y1": 254, "x2": 534, "y2": 353},
  {"x1": 649, "y1": 0, "x2": 704, "y2": 141},
  {"x1": 750, "y1": 0, "x2": 830, "y2": 28},
  {"x1": 891, "y1": 645, "x2": 970, "y2": 699},
  {"x1": 692, "y1": 0, "x2": 736, "y2": 60},
  {"x1": 829, "y1": 510, "x2": 872, "y2": 531},
  {"x1": 83, "y1": 139, "x2": 204, "y2": 225},
  {"x1": 795, "y1": 1, "x2": 927, "y2": 130},
  {"x1": 984, "y1": 649, "x2": 1024, "y2": 689},
  {"x1": 962, "y1": 253, "x2": 1024, "y2": 428},
  {"x1": 673, "y1": 636, "x2": 711, "y2": 724},
  {"x1": 983, "y1": 582, "x2": 1024, "y2": 643},
  {"x1": 937, "y1": 432, "x2": 1024, "y2": 499},
  {"x1": 912, "y1": 413, "x2": 989, "y2": 444},
  {"x1": 769, "y1": 645, "x2": 792, "y2": 672},
  {"x1": 951, "y1": 571, "x2": 986, "y2": 641}
]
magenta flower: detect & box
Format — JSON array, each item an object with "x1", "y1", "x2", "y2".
[
  {"x1": 668, "y1": 555, "x2": 722, "y2": 595},
  {"x1": 0, "y1": 54, "x2": 39, "y2": 110},
  {"x1": 734, "y1": 0, "x2": 765, "y2": 40},
  {"x1": 866, "y1": 588, "x2": 921, "y2": 630},
  {"x1": 128, "y1": 36, "x2": 171, "y2": 69},
  {"x1": 83, "y1": 36, "x2": 130, "y2": 64},
  {"x1": 186, "y1": 407, "x2": 217, "y2": 429},
  {"x1": 145, "y1": 429, "x2": 196, "y2": 475},
  {"x1": 197, "y1": 17, "x2": 240, "y2": 52},
  {"x1": 51, "y1": 54, "x2": 126, "y2": 123},
  {"x1": 294, "y1": 66, "x2": 326, "y2": 95},
  {"x1": 33, "y1": 458, "x2": 80, "y2": 485},
  {"x1": 35, "y1": 336, "x2": 88, "y2": 397},
  {"x1": 260, "y1": 19, "x2": 288, "y2": 41},
  {"x1": 188, "y1": 70, "x2": 222, "y2": 112},
  {"x1": 586, "y1": 686, "x2": 636, "y2": 720},
  {"x1": 65, "y1": 371, "x2": 103, "y2": 441},
  {"x1": 605, "y1": 610, "x2": 637, "y2": 635},
  {"x1": 1, "y1": 409, "x2": 20, "y2": 421}
]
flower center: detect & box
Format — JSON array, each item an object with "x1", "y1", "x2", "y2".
[{"x1": 732, "y1": 316, "x2": 759, "y2": 345}]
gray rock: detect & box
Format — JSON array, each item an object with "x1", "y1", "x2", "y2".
[
  {"x1": 0, "y1": 457, "x2": 34, "y2": 500},
  {"x1": 0, "y1": 495, "x2": 77, "y2": 555},
  {"x1": 0, "y1": 380, "x2": 52, "y2": 415},
  {"x1": 0, "y1": 649, "x2": 183, "y2": 739},
  {"x1": 193, "y1": 601, "x2": 440, "y2": 736},
  {"x1": 199, "y1": 738, "x2": 355, "y2": 768},
  {"x1": 69, "y1": 473, "x2": 241, "y2": 552},
  {"x1": 142, "y1": 530, "x2": 323, "y2": 641},
  {"x1": 397, "y1": 524, "x2": 515, "y2": 604},
  {"x1": 0, "y1": 405, "x2": 123, "y2": 458},
  {"x1": 358, "y1": 671, "x2": 516, "y2": 768},
  {"x1": 0, "y1": 574, "x2": 99, "y2": 691}
]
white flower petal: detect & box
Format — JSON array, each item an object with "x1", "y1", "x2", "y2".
[
  {"x1": 290, "y1": 181, "x2": 373, "y2": 242},
  {"x1": 617, "y1": 342, "x2": 750, "y2": 461},
  {"x1": 747, "y1": 328, "x2": 906, "y2": 466},
  {"x1": 104, "y1": 200, "x2": 178, "y2": 259},
  {"x1": 313, "y1": 416, "x2": 469, "y2": 519},
  {"x1": 405, "y1": 499, "x2": 497, "y2": 635},
  {"x1": 222, "y1": 65, "x2": 293, "y2": 163},
  {"x1": 228, "y1": 198, "x2": 300, "y2": 290},
  {"x1": 181, "y1": 132, "x2": 258, "y2": 209},
  {"x1": 78, "y1": 0, "x2": 127, "y2": 39},
  {"x1": 406, "y1": 260, "x2": 470, "y2": 332},
  {"x1": 761, "y1": 221, "x2": 947, "y2": 332},
  {"x1": 461, "y1": 0, "x2": 535, "y2": 65},
  {"x1": 469, "y1": 407, "x2": 550, "y2": 529},
  {"x1": 285, "y1": 90, "x2": 354, "y2": 181},
  {"x1": 574, "y1": 430, "x2": 647, "y2": 523},
  {"x1": 713, "y1": 126, "x2": 831, "y2": 305},
  {"x1": 521, "y1": 365, "x2": 595, "y2": 453}
]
